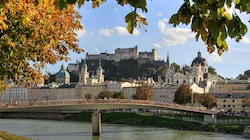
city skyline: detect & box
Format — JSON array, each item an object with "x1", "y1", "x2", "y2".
[{"x1": 45, "y1": 1, "x2": 250, "y2": 79}]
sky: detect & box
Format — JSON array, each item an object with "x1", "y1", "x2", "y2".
[{"x1": 46, "y1": 0, "x2": 250, "y2": 79}]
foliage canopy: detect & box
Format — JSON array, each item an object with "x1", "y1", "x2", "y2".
[
  {"x1": 1, "y1": 0, "x2": 250, "y2": 89},
  {"x1": 134, "y1": 84, "x2": 152, "y2": 100},
  {"x1": 199, "y1": 93, "x2": 217, "y2": 109},
  {"x1": 174, "y1": 84, "x2": 192, "y2": 105},
  {"x1": 0, "y1": 0, "x2": 82, "y2": 90},
  {"x1": 44, "y1": 0, "x2": 250, "y2": 56}
]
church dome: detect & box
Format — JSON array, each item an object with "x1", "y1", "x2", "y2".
[
  {"x1": 56, "y1": 64, "x2": 70, "y2": 79},
  {"x1": 191, "y1": 51, "x2": 208, "y2": 66}
]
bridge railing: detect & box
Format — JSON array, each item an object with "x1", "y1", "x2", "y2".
[{"x1": 0, "y1": 99, "x2": 219, "y2": 114}]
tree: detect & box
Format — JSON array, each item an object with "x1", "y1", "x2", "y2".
[
  {"x1": 242, "y1": 96, "x2": 250, "y2": 112},
  {"x1": 174, "y1": 84, "x2": 192, "y2": 105},
  {"x1": 199, "y1": 93, "x2": 217, "y2": 109},
  {"x1": 181, "y1": 65, "x2": 191, "y2": 74},
  {"x1": 171, "y1": 62, "x2": 181, "y2": 72},
  {"x1": 1, "y1": 0, "x2": 250, "y2": 89},
  {"x1": 97, "y1": 90, "x2": 114, "y2": 99},
  {"x1": 208, "y1": 66, "x2": 217, "y2": 75},
  {"x1": 0, "y1": 0, "x2": 82, "y2": 90},
  {"x1": 134, "y1": 84, "x2": 152, "y2": 100},
  {"x1": 50, "y1": 0, "x2": 249, "y2": 56},
  {"x1": 113, "y1": 91, "x2": 125, "y2": 99}
]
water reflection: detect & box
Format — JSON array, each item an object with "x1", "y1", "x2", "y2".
[{"x1": 0, "y1": 119, "x2": 247, "y2": 140}]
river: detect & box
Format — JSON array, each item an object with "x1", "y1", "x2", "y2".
[{"x1": 0, "y1": 119, "x2": 247, "y2": 140}]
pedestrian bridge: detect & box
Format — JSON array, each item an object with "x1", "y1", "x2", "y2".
[{"x1": 0, "y1": 99, "x2": 219, "y2": 135}]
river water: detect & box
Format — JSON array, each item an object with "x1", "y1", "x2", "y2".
[{"x1": 0, "y1": 119, "x2": 247, "y2": 140}]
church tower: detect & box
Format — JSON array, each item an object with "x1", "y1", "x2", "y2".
[
  {"x1": 165, "y1": 51, "x2": 175, "y2": 84},
  {"x1": 79, "y1": 59, "x2": 89, "y2": 85},
  {"x1": 96, "y1": 59, "x2": 104, "y2": 83}
]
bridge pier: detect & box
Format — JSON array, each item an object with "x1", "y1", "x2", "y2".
[
  {"x1": 92, "y1": 110, "x2": 101, "y2": 136},
  {"x1": 204, "y1": 114, "x2": 216, "y2": 123}
]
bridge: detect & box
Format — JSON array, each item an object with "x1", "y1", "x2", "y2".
[{"x1": 0, "y1": 99, "x2": 219, "y2": 136}]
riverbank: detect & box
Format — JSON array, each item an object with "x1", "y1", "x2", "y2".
[
  {"x1": 0, "y1": 131, "x2": 31, "y2": 140},
  {"x1": 65, "y1": 112, "x2": 247, "y2": 135}
]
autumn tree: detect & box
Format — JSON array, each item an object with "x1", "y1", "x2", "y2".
[
  {"x1": 1, "y1": 0, "x2": 250, "y2": 89},
  {"x1": 242, "y1": 96, "x2": 250, "y2": 112},
  {"x1": 134, "y1": 84, "x2": 152, "y2": 100},
  {"x1": 97, "y1": 90, "x2": 114, "y2": 99},
  {"x1": 113, "y1": 91, "x2": 125, "y2": 99},
  {"x1": 0, "y1": 0, "x2": 82, "y2": 90},
  {"x1": 199, "y1": 93, "x2": 217, "y2": 109},
  {"x1": 174, "y1": 84, "x2": 192, "y2": 105}
]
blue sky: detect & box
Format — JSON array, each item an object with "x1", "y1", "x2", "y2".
[{"x1": 46, "y1": 0, "x2": 250, "y2": 79}]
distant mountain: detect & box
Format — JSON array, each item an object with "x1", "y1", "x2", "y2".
[{"x1": 236, "y1": 70, "x2": 250, "y2": 80}]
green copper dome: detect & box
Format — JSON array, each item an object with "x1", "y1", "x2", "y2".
[{"x1": 56, "y1": 64, "x2": 70, "y2": 79}]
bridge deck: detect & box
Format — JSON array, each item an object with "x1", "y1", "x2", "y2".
[{"x1": 0, "y1": 99, "x2": 219, "y2": 115}]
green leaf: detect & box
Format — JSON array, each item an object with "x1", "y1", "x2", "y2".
[
  {"x1": 125, "y1": 12, "x2": 137, "y2": 34},
  {"x1": 116, "y1": 0, "x2": 127, "y2": 6},
  {"x1": 67, "y1": 0, "x2": 77, "y2": 4},
  {"x1": 56, "y1": 0, "x2": 67, "y2": 10},
  {"x1": 216, "y1": 31, "x2": 223, "y2": 47},
  {"x1": 77, "y1": 0, "x2": 85, "y2": 7},
  {"x1": 169, "y1": 14, "x2": 179, "y2": 27},
  {"x1": 222, "y1": 41, "x2": 229, "y2": 51},
  {"x1": 128, "y1": 0, "x2": 146, "y2": 9},
  {"x1": 207, "y1": 0, "x2": 217, "y2": 4},
  {"x1": 220, "y1": 26, "x2": 227, "y2": 41}
]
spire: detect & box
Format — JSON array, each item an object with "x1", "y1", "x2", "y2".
[
  {"x1": 166, "y1": 51, "x2": 170, "y2": 66},
  {"x1": 60, "y1": 64, "x2": 65, "y2": 70}
]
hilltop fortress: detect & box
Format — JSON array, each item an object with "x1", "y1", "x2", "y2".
[
  {"x1": 85, "y1": 45, "x2": 157, "y2": 62},
  {"x1": 67, "y1": 46, "x2": 158, "y2": 72}
]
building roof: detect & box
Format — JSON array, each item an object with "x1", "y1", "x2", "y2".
[
  {"x1": 55, "y1": 64, "x2": 70, "y2": 79},
  {"x1": 191, "y1": 51, "x2": 208, "y2": 67}
]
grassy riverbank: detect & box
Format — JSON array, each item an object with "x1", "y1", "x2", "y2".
[
  {"x1": 66, "y1": 112, "x2": 247, "y2": 135},
  {"x1": 0, "y1": 131, "x2": 31, "y2": 140}
]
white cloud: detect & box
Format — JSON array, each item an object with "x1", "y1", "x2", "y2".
[
  {"x1": 156, "y1": 12, "x2": 163, "y2": 17},
  {"x1": 114, "y1": 26, "x2": 130, "y2": 35},
  {"x1": 75, "y1": 29, "x2": 86, "y2": 38},
  {"x1": 99, "y1": 26, "x2": 140, "y2": 36},
  {"x1": 153, "y1": 43, "x2": 162, "y2": 48},
  {"x1": 158, "y1": 18, "x2": 195, "y2": 46},
  {"x1": 99, "y1": 29, "x2": 113, "y2": 37},
  {"x1": 241, "y1": 36, "x2": 250, "y2": 44},
  {"x1": 210, "y1": 52, "x2": 222, "y2": 62}
]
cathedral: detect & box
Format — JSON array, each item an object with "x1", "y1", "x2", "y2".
[
  {"x1": 165, "y1": 51, "x2": 222, "y2": 93},
  {"x1": 78, "y1": 59, "x2": 105, "y2": 85}
]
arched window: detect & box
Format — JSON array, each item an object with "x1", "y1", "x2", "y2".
[{"x1": 193, "y1": 77, "x2": 196, "y2": 83}]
